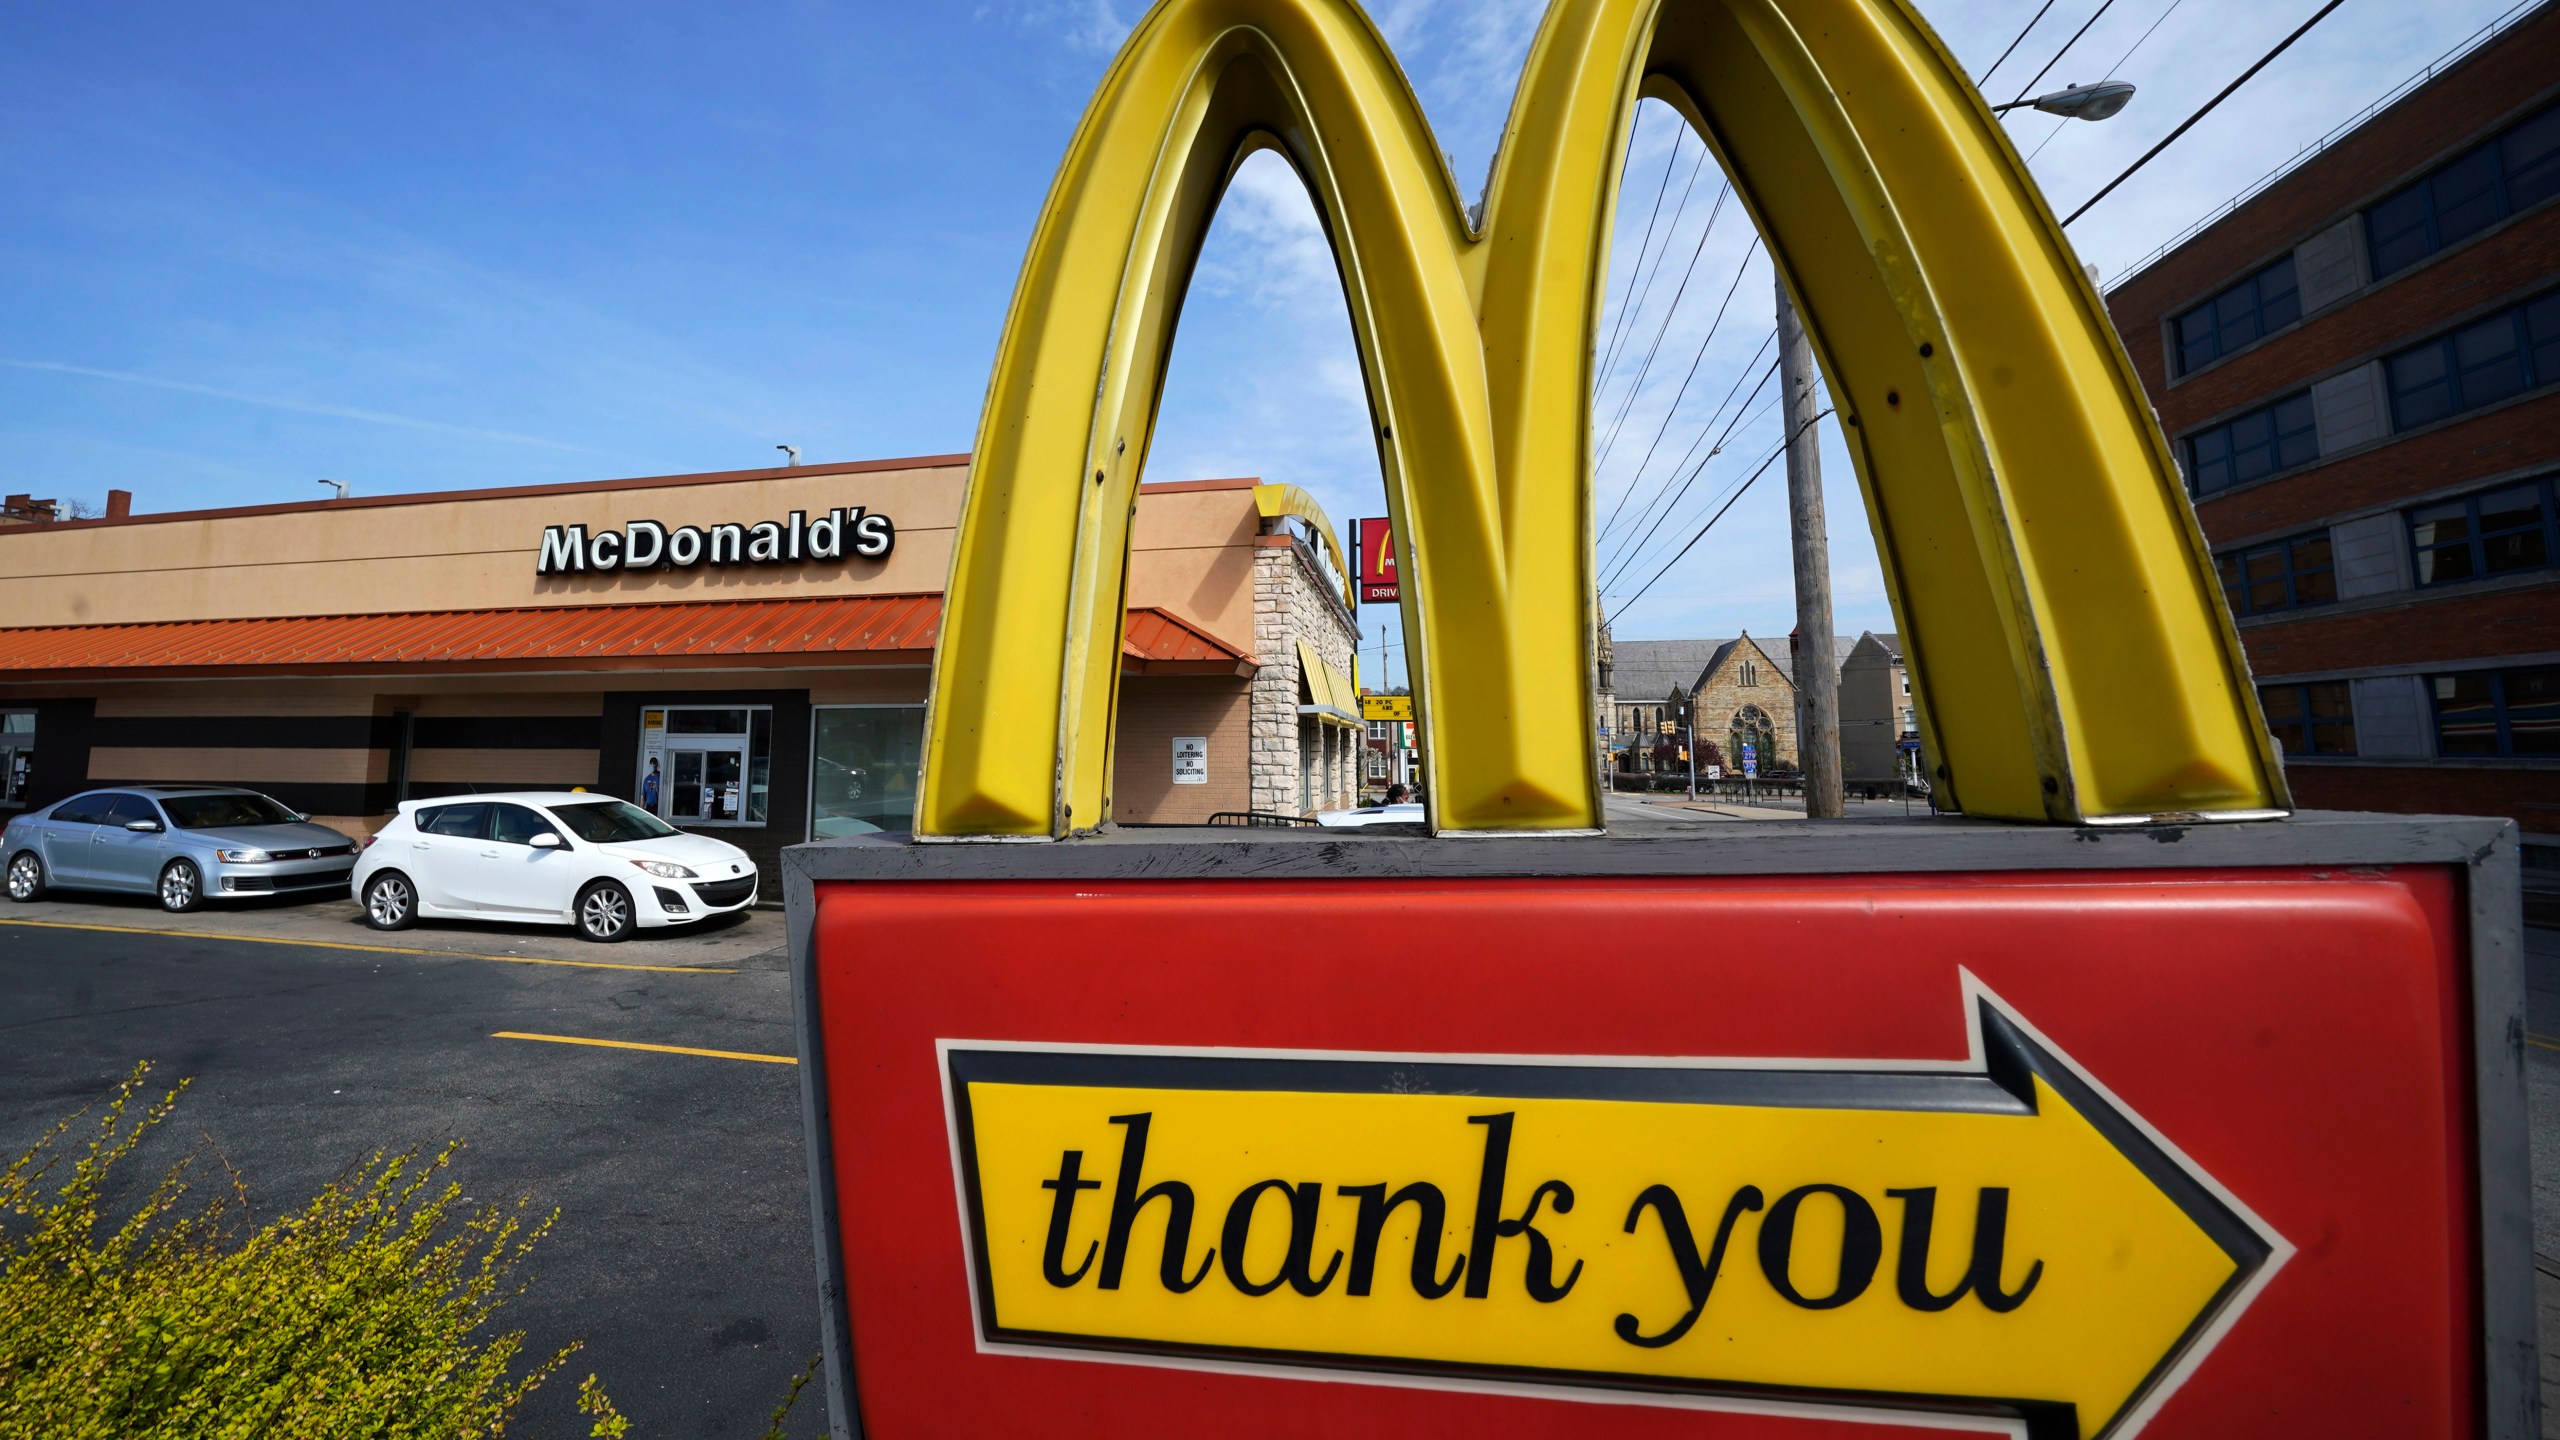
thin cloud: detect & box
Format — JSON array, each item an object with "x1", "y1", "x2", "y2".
[{"x1": 0, "y1": 358, "x2": 596, "y2": 454}]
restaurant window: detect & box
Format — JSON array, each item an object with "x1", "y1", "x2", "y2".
[
  {"x1": 810, "y1": 705, "x2": 924, "y2": 839},
  {"x1": 2409, "y1": 476, "x2": 2556, "y2": 587},
  {"x1": 2172, "y1": 254, "x2": 2301, "y2": 376},
  {"x1": 2385, "y1": 290, "x2": 2560, "y2": 431},
  {"x1": 2431, "y1": 666, "x2": 2560, "y2": 758},
  {"x1": 0, "y1": 710, "x2": 33, "y2": 806},
  {"x1": 2181, "y1": 391, "x2": 2317, "y2": 497},
  {"x1": 2366, "y1": 101, "x2": 2560, "y2": 279},
  {"x1": 638, "y1": 705, "x2": 771, "y2": 827},
  {"x1": 2215, "y1": 531, "x2": 2336, "y2": 616},
  {"x1": 2260, "y1": 682, "x2": 2356, "y2": 757}
]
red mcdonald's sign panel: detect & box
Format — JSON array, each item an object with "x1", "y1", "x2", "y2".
[{"x1": 1356, "y1": 517, "x2": 1398, "y2": 604}]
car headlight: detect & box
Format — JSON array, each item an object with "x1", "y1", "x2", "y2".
[
  {"x1": 629, "y1": 859, "x2": 697, "y2": 879},
  {"x1": 216, "y1": 848, "x2": 270, "y2": 863}
]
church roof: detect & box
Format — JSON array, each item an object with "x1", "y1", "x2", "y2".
[{"x1": 1609, "y1": 638, "x2": 1728, "y2": 701}]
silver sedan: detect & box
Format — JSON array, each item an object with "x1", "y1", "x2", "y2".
[{"x1": 4, "y1": 786, "x2": 359, "y2": 913}]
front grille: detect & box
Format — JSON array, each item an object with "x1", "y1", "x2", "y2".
[
  {"x1": 272, "y1": 868, "x2": 354, "y2": 891},
  {"x1": 264, "y1": 845, "x2": 355, "y2": 861},
  {"x1": 692, "y1": 875, "x2": 756, "y2": 907}
]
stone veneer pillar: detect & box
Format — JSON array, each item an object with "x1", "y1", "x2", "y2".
[{"x1": 1249, "y1": 533, "x2": 1361, "y2": 816}]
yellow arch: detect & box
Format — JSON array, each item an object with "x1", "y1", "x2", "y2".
[{"x1": 917, "y1": 0, "x2": 2287, "y2": 837}]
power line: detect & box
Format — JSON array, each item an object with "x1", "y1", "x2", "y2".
[
  {"x1": 1607, "y1": 405, "x2": 1833, "y2": 623},
  {"x1": 2023, "y1": 0, "x2": 2186, "y2": 164},
  {"x1": 1601, "y1": 378, "x2": 1780, "y2": 594},
  {"x1": 1594, "y1": 183, "x2": 1734, "y2": 470},
  {"x1": 2008, "y1": 0, "x2": 2118, "y2": 107},
  {"x1": 1591, "y1": 114, "x2": 1682, "y2": 395},
  {"x1": 1598, "y1": 327, "x2": 1774, "y2": 549},
  {"x1": 1593, "y1": 234, "x2": 1763, "y2": 539},
  {"x1": 1979, "y1": 0, "x2": 2062, "y2": 89},
  {"x1": 2061, "y1": 0, "x2": 2350, "y2": 226},
  {"x1": 1596, "y1": 143, "x2": 1710, "y2": 397},
  {"x1": 1600, "y1": 358, "x2": 1778, "y2": 583}
]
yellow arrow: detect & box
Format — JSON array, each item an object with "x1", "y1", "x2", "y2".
[{"x1": 947, "y1": 979, "x2": 2286, "y2": 1439}]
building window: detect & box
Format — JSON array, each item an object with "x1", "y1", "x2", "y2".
[
  {"x1": 0, "y1": 709, "x2": 33, "y2": 806},
  {"x1": 1730, "y1": 705, "x2": 1776, "y2": 772},
  {"x1": 2172, "y1": 255, "x2": 2301, "y2": 375},
  {"x1": 2260, "y1": 681, "x2": 2356, "y2": 757},
  {"x1": 2366, "y1": 101, "x2": 2560, "y2": 279},
  {"x1": 2432, "y1": 666, "x2": 2560, "y2": 758},
  {"x1": 2409, "y1": 476, "x2": 2556, "y2": 587},
  {"x1": 638, "y1": 705, "x2": 771, "y2": 827},
  {"x1": 1739, "y1": 660, "x2": 1758, "y2": 687},
  {"x1": 809, "y1": 706, "x2": 922, "y2": 839},
  {"x1": 2182, "y1": 391, "x2": 2317, "y2": 497},
  {"x1": 2385, "y1": 291, "x2": 2560, "y2": 431},
  {"x1": 2215, "y1": 531, "x2": 2336, "y2": 616}
]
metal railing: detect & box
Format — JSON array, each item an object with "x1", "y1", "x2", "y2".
[{"x1": 2106, "y1": 0, "x2": 2547, "y2": 290}]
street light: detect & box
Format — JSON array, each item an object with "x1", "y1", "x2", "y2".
[{"x1": 1992, "y1": 79, "x2": 2136, "y2": 121}]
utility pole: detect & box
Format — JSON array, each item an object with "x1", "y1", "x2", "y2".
[{"x1": 1776, "y1": 275, "x2": 1843, "y2": 819}]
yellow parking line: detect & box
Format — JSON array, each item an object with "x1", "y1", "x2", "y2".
[
  {"x1": 0, "y1": 917, "x2": 732, "y2": 975},
  {"x1": 493, "y1": 1031, "x2": 796, "y2": 1064},
  {"x1": 2530, "y1": 1032, "x2": 2560, "y2": 1053}
]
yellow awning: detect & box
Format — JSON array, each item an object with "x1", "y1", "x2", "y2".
[{"x1": 1295, "y1": 638, "x2": 1362, "y2": 727}]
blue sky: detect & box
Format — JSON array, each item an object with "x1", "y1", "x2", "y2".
[{"x1": 0, "y1": 0, "x2": 2526, "y2": 677}]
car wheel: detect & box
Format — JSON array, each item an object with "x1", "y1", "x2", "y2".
[
  {"x1": 575, "y1": 880, "x2": 634, "y2": 943},
  {"x1": 362, "y1": 871, "x2": 417, "y2": 931},
  {"x1": 158, "y1": 858, "x2": 204, "y2": 914},
  {"x1": 5, "y1": 851, "x2": 45, "y2": 903}
]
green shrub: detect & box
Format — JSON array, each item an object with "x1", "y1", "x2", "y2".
[{"x1": 0, "y1": 1063, "x2": 621, "y2": 1439}]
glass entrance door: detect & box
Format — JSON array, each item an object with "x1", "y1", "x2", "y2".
[{"x1": 669, "y1": 743, "x2": 747, "y2": 822}]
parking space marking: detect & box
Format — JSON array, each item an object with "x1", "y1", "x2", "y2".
[
  {"x1": 0, "y1": 918, "x2": 734, "y2": 974},
  {"x1": 2530, "y1": 1032, "x2": 2560, "y2": 1054},
  {"x1": 493, "y1": 1031, "x2": 796, "y2": 1064}
]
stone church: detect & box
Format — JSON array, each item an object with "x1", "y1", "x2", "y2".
[{"x1": 1596, "y1": 621, "x2": 1800, "y2": 775}]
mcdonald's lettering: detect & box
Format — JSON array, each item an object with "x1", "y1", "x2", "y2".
[
  {"x1": 534, "y1": 507, "x2": 893, "y2": 576},
  {"x1": 945, "y1": 987, "x2": 2277, "y2": 1435}
]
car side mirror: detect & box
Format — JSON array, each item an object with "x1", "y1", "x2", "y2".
[
  {"x1": 530, "y1": 832, "x2": 564, "y2": 849},
  {"x1": 125, "y1": 819, "x2": 162, "y2": 833}
]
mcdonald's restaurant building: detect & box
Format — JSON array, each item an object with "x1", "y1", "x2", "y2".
[{"x1": 0, "y1": 458, "x2": 1365, "y2": 878}]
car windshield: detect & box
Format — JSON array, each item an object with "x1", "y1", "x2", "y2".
[
  {"x1": 548, "y1": 800, "x2": 680, "y2": 844},
  {"x1": 160, "y1": 793, "x2": 300, "y2": 829}
]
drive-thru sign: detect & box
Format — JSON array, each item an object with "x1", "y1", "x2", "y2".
[{"x1": 786, "y1": 0, "x2": 2534, "y2": 1436}]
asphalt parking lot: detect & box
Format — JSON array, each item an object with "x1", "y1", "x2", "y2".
[{"x1": 0, "y1": 891, "x2": 824, "y2": 1439}]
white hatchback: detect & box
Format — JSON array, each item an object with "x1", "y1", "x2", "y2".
[{"x1": 350, "y1": 792, "x2": 757, "y2": 942}]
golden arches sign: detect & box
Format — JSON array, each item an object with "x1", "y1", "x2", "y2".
[{"x1": 917, "y1": 0, "x2": 2288, "y2": 837}]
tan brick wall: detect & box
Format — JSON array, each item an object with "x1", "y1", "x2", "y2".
[
  {"x1": 1249, "y1": 537, "x2": 1359, "y2": 815},
  {"x1": 1112, "y1": 676, "x2": 1250, "y2": 824}
]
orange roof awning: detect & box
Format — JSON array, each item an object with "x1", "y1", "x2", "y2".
[{"x1": 0, "y1": 596, "x2": 1253, "y2": 681}]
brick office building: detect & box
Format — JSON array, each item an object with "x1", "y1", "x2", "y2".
[{"x1": 2105, "y1": 4, "x2": 2559, "y2": 851}]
